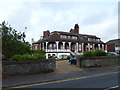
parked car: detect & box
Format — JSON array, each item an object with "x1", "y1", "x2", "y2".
[
  {"x1": 107, "y1": 52, "x2": 119, "y2": 56},
  {"x1": 69, "y1": 57, "x2": 77, "y2": 64}
]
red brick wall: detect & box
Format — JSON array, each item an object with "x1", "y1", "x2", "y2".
[
  {"x1": 50, "y1": 32, "x2": 60, "y2": 38},
  {"x1": 74, "y1": 24, "x2": 79, "y2": 33},
  {"x1": 69, "y1": 24, "x2": 79, "y2": 34},
  {"x1": 43, "y1": 30, "x2": 50, "y2": 38},
  {"x1": 107, "y1": 44, "x2": 115, "y2": 52},
  {"x1": 70, "y1": 29, "x2": 74, "y2": 33}
]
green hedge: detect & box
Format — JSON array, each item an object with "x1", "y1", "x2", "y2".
[
  {"x1": 9, "y1": 53, "x2": 46, "y2": 61},
  {"x1": 80, "y1": 50, "x2": 107, "y2": 59},
  {"x1": 94, "y1": 50, "x2": 107, "y2": 56}
]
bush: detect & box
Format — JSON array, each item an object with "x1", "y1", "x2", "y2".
[
  {"x1": 9, "y1": 53, "x2": 46, "y2": 61},
  {"x1": 67, "y1": 56, "x2": 70, "y2": 60},
  {"x1": 9, "y1": 54, "x2": 21, "y2": 61},
  {"x1": 94, "y1": 50, "x2": 107, "y2": 56},
  {"x1": 37, "y1": 54, "x2": 46, "y2": 59},
  {"x1": 71, "y1": 55, "x2": 75, "y2": 58},
  {"x1": 31, "y1": 50, "x2": 45, "y2": 54},
  {"x1": 81, "y1": 51, "x2": 95, "y2": 58},
  {"x1": 79, "y1": 50, "x2": 107, "y2": 59}
]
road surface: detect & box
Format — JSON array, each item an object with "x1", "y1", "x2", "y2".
[{"x1": 11, "y1": 71, "x2": 119, "y2": 89}]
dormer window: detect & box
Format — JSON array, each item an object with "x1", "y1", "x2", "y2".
[
  {"x1": 72, "y1": 36, "x2": 77, "y2": 39},
  {"x1": 68, "y1": 36, "x2": 71, "y2": 39},
  {"x1": 60, "y1": 35, "x2": 66, "y2": 38},
  {"x1": 88, "y1": 38, "x2": 93, "y2": 41},
  {"x1": 96, "y1": 39, "x2": 100, "y2": 41}
]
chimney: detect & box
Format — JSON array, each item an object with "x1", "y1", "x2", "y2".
[
  {"x1": 74, "y1": 24, "x2": 79, "y2": 34},
  {"x1": 70, "y1": 28, "x2": 74, "y2": 33},
  {"x1": 43, "y1": 30, "x2": 50, "y2": 38}
]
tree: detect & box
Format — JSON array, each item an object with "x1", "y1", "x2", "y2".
[{"x1": 1, "y1": 21, "x2": 31, "y2": 60}]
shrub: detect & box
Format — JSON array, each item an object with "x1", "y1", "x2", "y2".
[
  {"x1": 30, "y1": 55, "x2": 38, "y2": 60},
  {"x1": 9, "y1": 54, "x2": 22, "y2": 61},
  {"x1": 82, "y1": 51, "x2": 95, "y2": 58},
  {"x1": 21, "y1": 54, "x2": 30, "y2": 60},
  {"x1": 67, "y1": 56, "x2": 70, "y2": 60},
  {"x1": 31, "y1": 50, "x2": 45, "y2": 54},
  {"x1": 79, "y1": 55, "x2": 86, "y2": 59},
  {"x1": 37, "y1": 54, "x2": 46, "y2": 59},
  {"x1": 94, "y1": 50, "x2": 107, "y2": 56},
  {"x1": 79, "y1": 50, "x2": 107, "y2": 59},
  {"x1": 9, "y1": 53, "x2": 46, "y2": 61},
  {"x1": 71, "y1": 55, "x2": 75, "y2": 58}
]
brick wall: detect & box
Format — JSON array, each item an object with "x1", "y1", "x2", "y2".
[
  {"x1": 69, "y1": 24, "x2": 79, "y2": 34},
  {"x1": 43, "y1": 30, "x2": 50, "y2": 38},
  {"x1": 107, "y1": 44, "x2": 115, "y2": 52}
]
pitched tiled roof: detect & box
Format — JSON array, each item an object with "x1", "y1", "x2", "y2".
[
  {"x1": 40, "y1": 31, "x2": 104, "y2": 44},
  {"x1": 51, "y1": 31, "x2": 100, "y2": 39},
  {"x1": 32, "y1": 39, "x2": 41, "y2": 44},
  {"x1": 106, "y1": 39, "x2": 120, "y2": 45}
]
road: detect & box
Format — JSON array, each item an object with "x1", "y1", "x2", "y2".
[{"x1": 11, "y1": 71, "x2": 119, "y2": 89}]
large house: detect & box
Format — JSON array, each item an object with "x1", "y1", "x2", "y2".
[
  {"x1": 106, "y1": 39, "x2": 120, "y2": 53},
  {"x1": 32, "y1": 24, "x2": 107, "y2": 59}
]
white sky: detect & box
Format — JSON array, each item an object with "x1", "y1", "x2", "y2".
[{"x1": 0, "y1": 0, "x2": 119, "y2": 43}]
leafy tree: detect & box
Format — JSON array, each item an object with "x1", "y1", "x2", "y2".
[{"x1": 1, "y1": 21, "x2": 31, "y2": 60}]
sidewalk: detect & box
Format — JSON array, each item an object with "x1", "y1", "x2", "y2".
[{"x1": 2, "y1": 60, "x2": 119, "y2": 88}]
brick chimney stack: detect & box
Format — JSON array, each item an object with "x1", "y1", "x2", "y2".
[
  {"x1": 43, "y1": 30, "x2": 50, "y2": 38},
  {"x1": 74, "y1": 24, "x2": 79, "y2": 34},
  {"x1": 70, "y1": 28, "x2": 74, "y2": 33},
  {"x1": 69, "y1": 24, "x2": 79, "y2": 34}
]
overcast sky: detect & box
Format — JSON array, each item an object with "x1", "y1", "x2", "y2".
[{"x1": 0, "y1": 0, "x2": 119, "y2": 43}]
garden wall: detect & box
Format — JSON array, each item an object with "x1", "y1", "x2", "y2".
[
  {"x1": 77, "y1": 56, "x2": 120, "y2": 68},
  {"x1": 2, "y1": 59, "x2": 56, "y2": 76}
]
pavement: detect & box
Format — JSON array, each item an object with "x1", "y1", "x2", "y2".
[{"x1": 2, "y1": 60, "x2": 119, "y2": 88}]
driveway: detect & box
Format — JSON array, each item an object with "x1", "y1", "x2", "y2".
[{"x1": 54, "y1": 60, "x2": 83, "y2": 74}]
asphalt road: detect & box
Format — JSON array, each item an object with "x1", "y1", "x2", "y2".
[{"x1": 11, "y1": 71, "x2": 119, "y2": 89}]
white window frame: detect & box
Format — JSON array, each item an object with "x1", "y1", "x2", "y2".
[
  {"x1": 60, "y1": 35, "x2": 66, "y2": 39},
  {"x1": 72, "y1": 36, "x2": 77, "y2": 39},
  {"x1": 88, "y1": 38, "x2": 93, "y2": 41},
  {"x1": 96, "y1": 39, "x2": 100, "y2": 41},
  {"x1": 49, "y1": 44, "x2": 52, "y2": 49}
]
